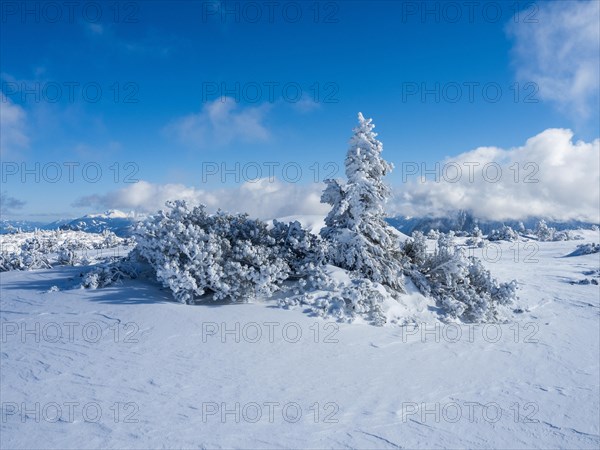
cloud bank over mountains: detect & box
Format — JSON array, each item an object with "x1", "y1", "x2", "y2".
[{"x1": 75, "y1": 128, "x2": 599, "y2": 223}]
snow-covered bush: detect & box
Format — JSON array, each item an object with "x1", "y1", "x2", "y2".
[
  {"x1": 465, "y1": 226, "x2": 485, "y2": 247},
  {"x1": 552, "y1": 230, "x2": 571, "y2": 241},
  {"x1": 404, "y1": 232, "x2": 517, "y2": 322},
  {"x1": 402, "y1": 231, "x2": 429, "y2": 266},
  {"x1": 81, "y1": 255, "x2": 141, "y2": 289},
  {"x1": 0, "y1": 250, "x2": 51, "y2": 271},
  {"x1": 487, "y1": 225, "x2": 519, "y2": 242},
  {"x1": 427, "y1": 229, "x2": 441, "y2": 240},
  {"x1": 0, "y1": 229, "x2": 127, "y2": 272},
  {"x1": 320, "y1": 113, "x2": 404, "y2": 292},
  {"x1": 135, "y1": 201, "x2": 299, "y2": 304},
  {"x1": 57, "y1": 246, "x2": 79, "y2": 266},
  {"x1": 56, "y1": 238, "x2": 91, "y2": 266},
  {"x1": 566, "y1": 243, "x2": 600, "y2": 257},
  {"x1": 270, "y1": 220, "x2": 327, "y2": 279},
  {"x1": 98, "y1": 229, "x2": 122, "y2": 248},
  {"x1": 534, "y1": 221, "x2": 583, "y2": 241},
  {"x1": 535, "y1": 220, "x2": 555, "y2": 241},
  {"x1": 279, "y1": 270, "x2": 388, "y2": 326}
]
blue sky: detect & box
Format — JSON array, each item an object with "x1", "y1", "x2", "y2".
[{"x1": 1, "y1": 1, "x2": 599, "y2": 221}]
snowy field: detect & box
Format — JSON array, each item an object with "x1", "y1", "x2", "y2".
[{"x1": 1, "y1": 231, "x2": 598, "y2": 449}]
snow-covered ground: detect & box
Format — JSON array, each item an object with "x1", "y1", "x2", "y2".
[{"x1": 1, "y1": 232, "x2": 599, "y2": 449}]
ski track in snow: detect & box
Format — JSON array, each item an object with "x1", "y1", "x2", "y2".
[{"x1": 1, "y1": 232, "x2": 599, "y2": 448}]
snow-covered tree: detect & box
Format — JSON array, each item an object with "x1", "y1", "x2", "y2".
[
  {"x1": 535, "y1": 220, "x2": 555, "y2": 241},
  {"x1": 320, "y1": 113, "x2": 404, "y2": 292}
]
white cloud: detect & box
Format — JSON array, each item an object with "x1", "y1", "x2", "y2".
[
  {"x1": 0, "y1": 94, "x2": 29, "y2": 158},
  {"x1": 74, "y1": 178, "x2": 329, "y2": 220},
  {"x1": 291, "y1": 97, "x2": 321, "y2": 113},
  {"x1": 507, "y1": 1, "x2": 600, "y2": 119},
  {"x1": 87, "y1": 23, "x2": 104, "y2": 35},
  {"x1": 164, "y1": 98, "x2": 271, "y2": 148},
  {"x1": 0, "y1": 193, "x2": 26, "y2": 214},
  {"x1": 74, "y1": 128, "x2": 599, "y2": 223},
  {"x1": 390, "y1": 128, "x2": 600, "y2": 223}
]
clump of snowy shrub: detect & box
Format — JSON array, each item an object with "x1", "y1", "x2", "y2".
[
  {"x1": 535, "y1": 220, "x2": 555, "y2": 241},
  {"x1": 0, "y1": 229, "x2": 127, "y2": 272},
  {"x1": 534, "y1": 220, "x2": 583, "y2": 242},
  {"x1": 404, "y1": 232, "x2": 517, "y2": 322},
  {"x1": 320, "y1": 112, "x2": 404, "y2": 292},
  {"x1": 134, "y1": 201, "x2": 307, "y2": 304},
  {"x1": 465, "y1": 226, "x2": 485, "y2": 247},
  {"x1": 566, "y1": 243, "x2": 600, "y2": 257},
  {"x1": 0, "y1": 249, "x2": 52, "y2": 271},
  {"x1": 402, "y1": 231, "x2": 429, "y2": 266},
  {"x1": 279, "y1": 270, "x2": 388, "y2": 326},
  {"x1": 133, "y1": 190, "x2": 391, "y2": 322},
  {"x1": 270, "y1": 219, "x2": 327, "y2": 280},
  {"x1": 81, "y1": 255, "x2": 141, "y2": 289},
  {"x1": 427, "y1": 229, "x2": 441, "y2": 240},
  {"x1": 487, "y1": 225, "x2": 519, "y2": 242}
]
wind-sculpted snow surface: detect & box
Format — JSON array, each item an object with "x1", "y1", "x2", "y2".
[{"x1": 1, "y1": 234, "x2": 599, "y2": 449}]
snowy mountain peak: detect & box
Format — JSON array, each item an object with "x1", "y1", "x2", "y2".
[{"x1": 84, "y1": 209, "x2": 132, "y2": 219}]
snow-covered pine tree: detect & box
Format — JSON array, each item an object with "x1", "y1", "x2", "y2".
[
  {"x1": 320, "y1": 112, "x2": 404, "y2": 292},
  {"x1": 535, "y1": 220, "x2": 555, "y2": 242}
]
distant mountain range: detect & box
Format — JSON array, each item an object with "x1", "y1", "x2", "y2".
[
  {"x1": 1, "y1": 210, "x2": 141, "y2": 237},
  {"x1": 2, "y1": 209, "x2": 598, "y2": 237},
  {"x1": 386, "y1": 210, "x2": 599, "y2": 235}
]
